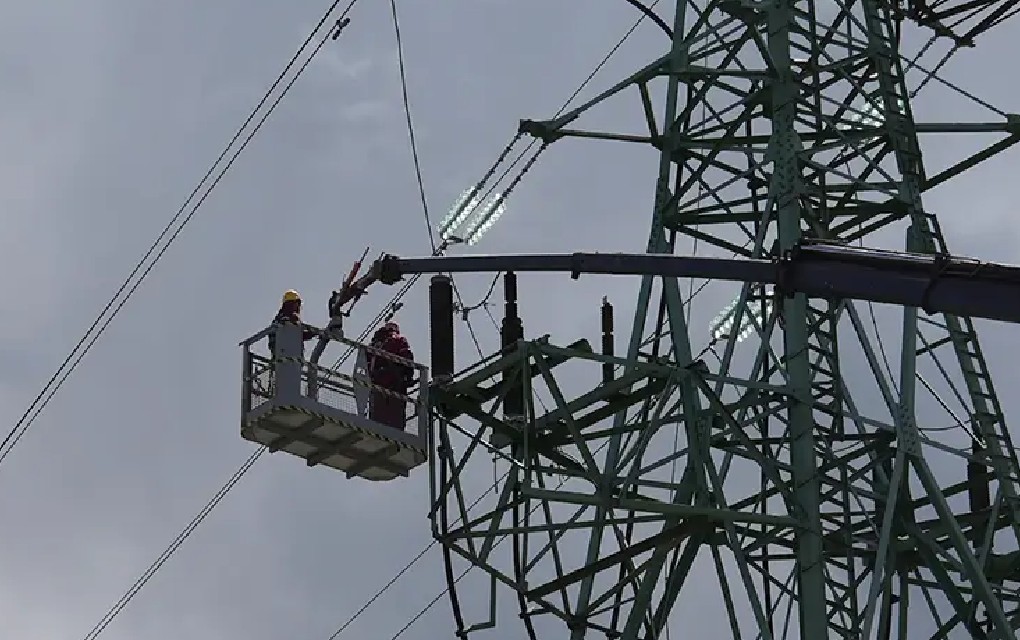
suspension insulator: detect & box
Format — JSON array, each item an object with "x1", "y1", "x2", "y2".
[
  {"x1": 601, "y1": 297, "x2": 614, "y2": 384},
  {"x1": 429, "y1": 274, "x2": 455, "y2": 381},
  {"x1": 501, "y1": 272, "x2": 524, "y2": 419}
]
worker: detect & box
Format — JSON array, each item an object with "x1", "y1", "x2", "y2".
[
  {"x1": 367, "y1": 321, "x2": 415, "y2": 430},
  {"x1": 268, "y1": 289, "x2": 317, "y2": 355}
]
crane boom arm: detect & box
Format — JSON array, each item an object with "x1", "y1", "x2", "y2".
[{"x1": 363, "y1": 241, "x2": 1020, "y2": 324}]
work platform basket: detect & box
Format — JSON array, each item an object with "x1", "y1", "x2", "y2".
[{"x1": 240, "y1": 321, "x2": 429, "y2": 481}]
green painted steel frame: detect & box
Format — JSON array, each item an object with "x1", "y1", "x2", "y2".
[{"x1": 428, "y1": 1, "x2": 1020, "y2": 638}]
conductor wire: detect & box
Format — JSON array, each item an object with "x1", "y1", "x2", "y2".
[
  {"x1": 0, "y1": 0, "x2": 356, "y2": 473},
  {"x1": 72, "y1": 2, "x2": 357, "y2": 637}
]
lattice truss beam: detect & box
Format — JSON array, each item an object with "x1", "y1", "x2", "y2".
[
  {"x1": 429, "y1": 0, "x2": 1020, "y2": 638},
  {"x1": 900, "y1": 0, "x2": 1020, "y2": 47}
]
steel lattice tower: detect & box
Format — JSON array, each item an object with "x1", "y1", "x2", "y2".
[{"x1": 427, "y1": 0, "x2": 1020, "y2": 638}]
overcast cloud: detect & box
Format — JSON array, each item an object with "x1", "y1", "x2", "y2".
[{"x1": 1, "y1": 1, "x2": 1019, "y2": 639}]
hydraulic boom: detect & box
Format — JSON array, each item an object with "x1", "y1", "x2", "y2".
[{"x1": 354, "y1": 241, "x2": 1020, "y2": 325}]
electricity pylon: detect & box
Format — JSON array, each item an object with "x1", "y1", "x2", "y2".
[{"x1": 427, "y1": 0, "x2": 1020, "y2": 637}]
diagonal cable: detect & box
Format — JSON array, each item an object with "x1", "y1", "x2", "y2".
[
  {"x1": 0, "y1": 0, "x2": 355, "y2": 472},
  {"x1": 389, "y1": 0, "x2": 436, "y2": 253},
  {"x1": 322, "y1": 5, "x2": 665, "y2": 638},
  {"x1": 71, "y1": 2, "x2": 359, "y2": 637}
]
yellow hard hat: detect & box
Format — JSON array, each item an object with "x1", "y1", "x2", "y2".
[{"x1": 282, "y1": 289, "x2": 301, "y2": 303}]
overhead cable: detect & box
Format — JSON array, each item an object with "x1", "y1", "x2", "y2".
[
  {"x1": 80, "y1": 449, "x2": 264, "y2": 640},
  {"x1": 389, "y1": 0, "x2": 436, "y2": 253},
  {"x1": 93, "y1": 1, "x2": 671, "y2": 636},
  {"x1": 0, "y1": 0, "x2": 355, "y2": 472},
  {"x1": 71, "y1": 2, "x2": 357, "y2": 637},
  {"x1": 322, "y1": 5, "x2": 665, "y2": 638}
]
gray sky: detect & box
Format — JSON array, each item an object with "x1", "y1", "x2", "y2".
[{"x1": 1, "y1": 1, "x2": 1019, "y2": 639}]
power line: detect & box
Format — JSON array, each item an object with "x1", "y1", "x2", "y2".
[
  {"x1": 324, "y1": 132, "x2": 523, "y2": 372},
  {"x1": 79, "y1": 111, "x2": 422, "y2": 640},
  {"x1": 71, "y1": 1, "x2": 359, "y2": 636},
  {"x1": 459, "y1": 273, "x2": 501, "y2": 315},
  {"x1": 321, "y1": 7, "x2": 663, "y2": 638},
  {"x1": 85, "y1": 2, "x2": 662, "y2": 637},
  {"x1": 324, "y1": 469, "x2": 503, "y2": 640},
  {"x1": 389, "y1": 0, "x2": 436, "y2": 253},
  {"x1": 74, "y1": 1, "x2": 446, "y2": 637},
  {"x1": 327, "y1": 434, "x2": 621, "y2": 640},
  {"x1": 332, "y1": 0, "x2": 668, "y2": 371},
  {"x1": 0, "y1": 0, "x2": 355, "y2": 472},
  {"x1": 80, "y1": 449, "x2": 264, "y2": 640}
]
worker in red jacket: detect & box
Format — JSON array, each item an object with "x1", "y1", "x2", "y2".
[{"x1": 367, "y1": 321, "x2": 415, "y2": 430}]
